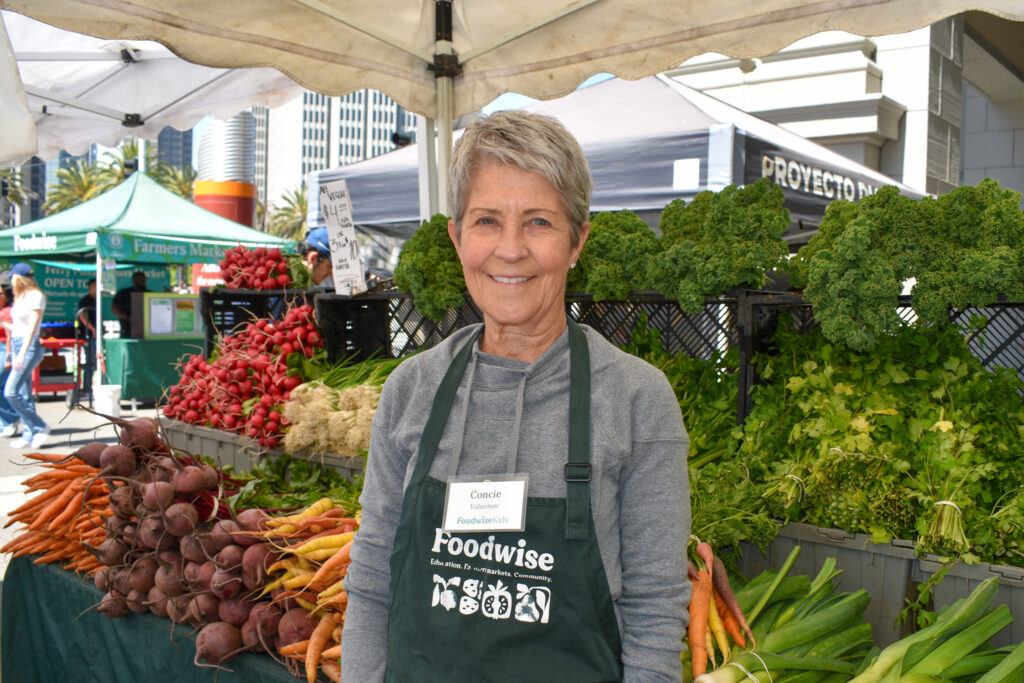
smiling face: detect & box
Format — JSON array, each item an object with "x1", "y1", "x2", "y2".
[{"x1": 450, "y1": 162, "x2": 588, "y2": 359}]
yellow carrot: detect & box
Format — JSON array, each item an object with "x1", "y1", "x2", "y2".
[
  {"x1": 707, "y1": 597, "x2": 731, "y2": 662},
  {"x1": 267, "y1": 498, "x2": 334, "y2": 527},
  {"x1": 291, "y1": 531, "x2": 356, "y2": 556},
  {"x1": 317, "y1": 577, "x2": 346, "y2": 601}
]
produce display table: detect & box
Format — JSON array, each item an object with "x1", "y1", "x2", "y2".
[
  {"x1": 1, "y1": 555, "x2": 297, "y2": 682},
  {"x1": 102, "y1": 338, "x2": 202, "y2": 402}
]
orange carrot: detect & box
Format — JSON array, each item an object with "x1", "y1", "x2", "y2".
[
  {"x1": 713, "y1": 586, "x2": 746, "y2": 648},
  {"x1": 310, "y1": 539, "x2": 354, "y2": 585},
  {"x1": 688, "y1": 568, "x2": 712, "y2": 678},
  {"x1": 321, "y1": 644, "x2": 341, "y2": 660},
  {"x1": 306, "y1": 612, "x2": 339, "y2": 683},
  {"x1": 278, "y1": 639, "x2": 309, "y2": 656},
  {"x1": 48, "y1": 489, "x2": 85, "y2": 531},
  {"x1": 320, "y1": 659, "x2": 341, "y2": 682}
]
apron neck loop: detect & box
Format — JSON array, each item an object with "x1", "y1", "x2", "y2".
[{"x1": 564, "y1": 319, "x2": 591, "y2": 541}]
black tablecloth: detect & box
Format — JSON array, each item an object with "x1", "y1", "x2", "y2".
[{"x1": 2, "y1": 555, "x2": 302, "y2": 682}]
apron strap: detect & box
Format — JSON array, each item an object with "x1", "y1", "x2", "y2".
[
  {"x1": 565, "y1": 320, "x2": 591, "y2": 541},
  {"x1": 411, "y1": 325, "x2": 484, "y2": 487}
]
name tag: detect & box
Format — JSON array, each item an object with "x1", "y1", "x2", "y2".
[{"x1": 442, "y1": 474, "x2": 528, "y2": 533}]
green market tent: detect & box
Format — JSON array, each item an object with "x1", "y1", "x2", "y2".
[{"x1": 0, "y1": 171, "x2": 287, "y2": 264}]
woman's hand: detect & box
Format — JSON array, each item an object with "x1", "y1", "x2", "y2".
[{"x1": 12, "y1": 355, "x2": 24, "y2": 370}]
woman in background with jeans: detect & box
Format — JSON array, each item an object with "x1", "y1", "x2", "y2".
[
  {"x1": 3, "y1": 263, "x2": 50, "y2": 449},
  {"x1": 0, "y1": 278, "x2": 21, "y2": 436}
]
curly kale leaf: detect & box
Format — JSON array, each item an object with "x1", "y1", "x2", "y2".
[
  {"x1": 393, "y1": 213, "x2": 465, "y2": 321},
  {"x1": 912, "y1": 179, "x2": 1024, "y2": 322},
  {"x1": 649, "y1": 177, "x2": 790, "y2": 312},
  {"x1": 568, "y1": 210, "x2": 657, "y2": 300},
  {"x1": 804, "y1": 218, "x2": 903, "y2": 351}
]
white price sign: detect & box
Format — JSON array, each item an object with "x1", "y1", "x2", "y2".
[{"x1": 318, "y1": 179, "x2": 366, "y2": 295}]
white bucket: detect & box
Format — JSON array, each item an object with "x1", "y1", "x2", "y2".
[{"x1": 94, "y1": 384, "x2": 122, "y2": 418}]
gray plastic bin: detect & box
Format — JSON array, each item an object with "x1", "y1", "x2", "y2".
[
  {"x1": 159, "y1": 417, "x2": 364, "y2": 480},
  {"x1": 914, "y1": 556, "x2": 1024, "y2": 648},
  {"x1": 740, "y1": 522, "x2": 917, "y2": 647}
]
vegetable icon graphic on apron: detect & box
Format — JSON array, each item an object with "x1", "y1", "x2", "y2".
[
  {"x1": 459, "y1": 578, "x2": 481, "y2": 615},
  {"x1": 431, "y1": 574, "x2": 460, "y2": 611},
  {"x1": 515, "y1": 584, "x2": 551, "y2": 624},
  {"x1": 481, "y1": 580, "x2": 513, "y2": 619}
]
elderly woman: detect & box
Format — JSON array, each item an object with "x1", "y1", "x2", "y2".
[{"x1": 342, "y1": 110, "x2": 690, "y2": 682}]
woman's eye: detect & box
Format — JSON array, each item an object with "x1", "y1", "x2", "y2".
[{"x1": 529, "y1": 217, "x2": 551, "y2": 227}]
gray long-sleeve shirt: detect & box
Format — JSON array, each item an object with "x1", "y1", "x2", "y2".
[{"x1": 341, "y1": 323, "x2": 690, "y2": 681}]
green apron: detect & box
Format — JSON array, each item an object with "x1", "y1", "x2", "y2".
[{"x1": 385, "y1": 321, "x2": 623, "y2": 682}]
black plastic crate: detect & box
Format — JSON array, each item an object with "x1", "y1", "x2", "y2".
[
  {"x1": 199, "y1": 288, "x2": 313, "y2": 355},
  {"x1": 314, "y1": 293, "x2": 392, "y2": 362}
]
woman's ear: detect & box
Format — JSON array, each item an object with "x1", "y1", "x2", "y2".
[
  {"x1": 572, "y1": 221, "x2": 591, "y2": 264},
  {"x1": 448, "y1": 219, "x2": 461, "y2": 258}
]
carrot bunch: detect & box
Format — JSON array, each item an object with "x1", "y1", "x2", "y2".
[
  {"x1": 257, "y1": 497, "x2": 358, "y2": 683},
  {"x1": 686, "y1": 539, "x2": 754, "y2": 679},
  {"x1": 1, "y1": 452, "x2": 111, "y2": 575}
]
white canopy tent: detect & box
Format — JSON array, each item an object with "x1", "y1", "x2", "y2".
[
  {"x1": 0, "y1": 10, "x2": 302, "y2": 164},
  {"x1": 2, "y1": 1, "x2": 1022, "y2": 212}
]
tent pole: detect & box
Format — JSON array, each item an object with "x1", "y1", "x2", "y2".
[
  {"x1": 432, "y1": 0, "x2": 457, "y2": 217},
  {"x1": 94, "y1": 250, "x2": 102, "y2": 393},
  {"x1": 417, "y1": 116, "x2": 438, "y2": 219}
]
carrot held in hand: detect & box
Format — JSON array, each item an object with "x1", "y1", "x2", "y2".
[
  {"x1": 712, "y1": 555, "x2": 755, "y2": 648},
  {"x1": 707, "y1": 595, "x2": 731, "y2": 662},
  {"x1": 713, "y1": 586, "x2": 746, "y2": 648},
  {"x1": 688, "y1": 568, "x2": 713, "y2": 678}
]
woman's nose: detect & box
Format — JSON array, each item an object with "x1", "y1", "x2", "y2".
[{"x1": 494, "y1": 226, "x2": 528, "y2": 261}]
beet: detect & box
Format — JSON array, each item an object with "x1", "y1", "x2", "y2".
[
  {"x1": 199, "y1": 464, "x2": 220, "y2": 490},
  {"x1": 118, "y1": 416, "x2": 161, "y2": 453},
  {"x1": 214, "y1": 544, "x2": 244, "y2": 571},
  {"x1": 73, "y1": 441, "x2": 107, "y2": 468},
  {"x1": 93, "y1": 566, "x2": 112, "y2": 593},
  {"x1": 148, "y1": 456, "x2": 179, "y2": 483},
  {"x1": 156, "y1": 548, "x2": 183, "y2": 570},
  {"x1": 166, "y1": 593, "x2": 193, "y2": 625},
  {"x1": 277, "y1": 607, "x2": 315, "y2": 646},
  {"x1": 240, "y1": 620, "x2": 264, "y2": 652},
  {"x1": 137, "y1": 516, "x2": 175, "y2": 550},
  {"x1": 185, "y1": 560, "x2": 217, "y2": 592},
  {"x1": 187, "y1": 593, "x2": 221, "y2": 626},
  {"x1": 127, "y1": 555, "x2": 159, "y2": 592},
  {"x1": 91, "y1": 537, "x2": 129, "y2": 567},
  {"x1": 154, "y1": 564, "x2": 187, "y2": 596},
  {"x1": 96, "y1": 590, "x2": 128, "y2": 618},
  {"x1": 210, "y1": 519, "x2": 241, "y2": 550},
  {"x1": 141, "y1": 480, "x2": 175, "y2": 511},
  {"x1": 247, "y1": 601, "x2": 282, "y2": 640},
  {"x1": 210, "y1": 569, "x2": 243, "y2": 599},
  {"x1": 126, "y1": 589, "x2": 149, "y2": 614},
  {"x1": 146, "y1": 585, "x2": 169, "y2": 618},
  {"x1": 181, "y1": 531, "x2": 218, "y2": 563},
  {"x1": 109, "y1": 485, "x2": 137, "y2": 519},
  {"x1": 163, "y1": 501, "x2": 199, "y2": 537},
  {"x1": 217, "y1": 596, "x2": 253, "y2": 627},
  {"x1": 194, "y1": 622, "x2": 243, "y2": 667},
  {"x1": 99, "y1": 444, "x2": 136, "y2": 479},
  {"x1": 235, "y1": 508, "x2": 268, "y2": 536},
  {"x1": 241, "y1": 543, "x2": 273, "y2": 590},
  {"x1": 173, "y1": 466, "x2": 209, "y2": 495}
]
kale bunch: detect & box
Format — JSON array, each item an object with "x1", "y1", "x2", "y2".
[
  {"x1": 567, "y1": 210, "x2": 657, "y2": 299},
  {"x1": 649, "y1": 177, "x2": 790, "y2": 312},
  {"x1": 796, "y1": 179, "x2": 1024, "y2": 350},
  {"x1": 393, "y1": 213, "x2": 466, "y2": 321}
]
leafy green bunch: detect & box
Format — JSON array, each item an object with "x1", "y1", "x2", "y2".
[
  {"x1": 649, "y1": 177, "x2": 791, "y2": 312},
  {"x1": 567, "y1": 210, "x2": 657, "y2": 299},
  {"x1": 793, "y1": 179, "x2": 1024, "y2": 350},
  {"x1": 393, "y1": 213, "x2": 465, "y2": 320},
  {"x1": 737, "y1": 316, "x2": 1024, "y2": 564}
]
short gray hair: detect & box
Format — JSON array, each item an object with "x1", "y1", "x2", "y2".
[{"x1": 448, "y1": 110, "x2": 592, "y2": 247}]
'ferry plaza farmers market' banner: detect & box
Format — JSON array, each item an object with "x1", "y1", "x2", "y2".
[{"x1": 0, "y1": 261, "x2": 170, "y2": 324}]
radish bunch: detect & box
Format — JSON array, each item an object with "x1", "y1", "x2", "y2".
[
  {"x1": 219, "y1": 245, "x2": 292, "y2": 290},
  {"x1": 163, "y1": 304, "x2": 324, "y2": 449}
]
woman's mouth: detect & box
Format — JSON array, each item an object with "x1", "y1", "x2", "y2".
[{"x1": 491, "y1": 275, "x2": 531, "y2": 284}]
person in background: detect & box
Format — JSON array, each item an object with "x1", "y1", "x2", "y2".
[
  {"x1": 299, "y1": 227, "x2": 335, "y2": 290},
  {"x1": 76, "y1": 279, "x2": 97, "y2": 396},
  {"x1": 0, "y1": 275, "x2": 21, "y2": 437},
  {"x1": 341, "y1": 110, "x2": 689, "y2": 681},
  {"x1": 3, "y1": 263, "x2": 50, "y2": 449},
  {"x1": 111, "y1": 271, "x2": 147, "y2": 338}
]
